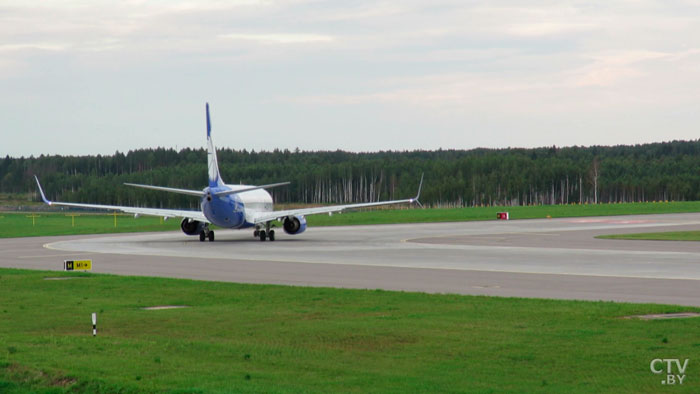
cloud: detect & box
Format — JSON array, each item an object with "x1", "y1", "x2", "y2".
[
  {"x1": 218, "y1": 33, "x2": 334, "y2": 44},
  {"x1": 504, "y1": 22, "x2": 596, "y2": 37},
  {"x1": 567, "y1": 50, "x2": 669, "y2": 87},
  {"x1": 3, "y1": 1, "x2": 700, "y2": 155},
  {"x1": 567, "y1": 49, "x2": 700, "y2": 87},
  {"x1": 285, "y1": 42, "x2": 700, "y2": 118},
  {"x1": 0, "y1": 43, "x2": 68, "y2": 52}
]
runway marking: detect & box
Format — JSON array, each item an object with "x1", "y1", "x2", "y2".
[
  {"x1": 565, "y1": 219, "x2": 657, "y2": 223},
  {"x1": 142, "y1": 305, "x2": 190, "y2": 310},
  {"x1": 46, "y1": 236, "x2": 700, "y2": 260},
  {"x1": 401, "y1": 232, "x2": 561, "y2": 243},
  {"x1": 42, "y1": 241, "x2": 700, "y2": 282},
  {"x1": 19, "y1": 252, "x2": 94, "y2": 259},
  {"x1": 490, "y1": 232, "x2": 561, "y2": 236},
  {"x1": 38, "y1": 218, "x2": 700, "y2": 284},
  {"x1": 622, "y1": 312, "x2": 700, "y2": 320}
]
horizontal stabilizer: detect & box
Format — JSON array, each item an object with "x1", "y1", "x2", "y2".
[
  {"x1": 213, "y1": 182, "x2": 291, "y2": 197},
  {"x1": 124, "y1": 183, "x2": 204, "y2": 197}
]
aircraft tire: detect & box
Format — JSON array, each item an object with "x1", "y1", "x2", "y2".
[
  {"x1": 199, "y1": 232, "x2": 206, "y2": 242},
  {"x1": 208, "y1": 231, "x2": 215, "y2": 242},
  {"x1": 269, "y1": 230, "x2": 275, "y2": 241},
  {"x1": 259, "y1": 230, "x2": 267, "y2": 242}
]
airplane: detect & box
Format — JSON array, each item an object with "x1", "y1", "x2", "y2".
[{"x1": 34, "y1": 103, "x2": 423, "y2": 242}]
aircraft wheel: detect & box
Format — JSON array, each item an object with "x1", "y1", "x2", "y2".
[
  {"x1": 199, "y1": 232, "x2": 206, "y2": 242},
  {"x1": 259, "y1": 230, "x2": 267, "y2": 241},
  {"x1": 253, "y1": 230, "x2": 259, "y2": 237},
  {"x1": 269, "y1": 230, "x2": 275, "y2": 241},
  {"x1": 208, "y1": 231, "x2": 215, "y2": 242}
]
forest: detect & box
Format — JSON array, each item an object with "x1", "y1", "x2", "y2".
[{"x1": 2, "y1": 139, "x2": 700, "y2": 209}]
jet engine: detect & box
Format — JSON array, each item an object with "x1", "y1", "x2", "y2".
[
  {"x1": 180, "y1": 218, "x2": 205, "y2": 235},
  {"x1": 283, "y1": 215, "x2": 307, "y2": 235}
]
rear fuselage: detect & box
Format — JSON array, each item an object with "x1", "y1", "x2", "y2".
[{"x1": 201, "y1": 184, "x2": 273, "y2": 228}]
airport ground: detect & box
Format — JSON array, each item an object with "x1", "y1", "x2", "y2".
[
  {"x1": 4, "y1": 200, "x2": 700, "y2": 238},
  {"x1": 2, "y1": 213, "x2": 700, "y2": 305},
  {"x1": 1, "y1": 210, "x2": 699, "y2": 392}
]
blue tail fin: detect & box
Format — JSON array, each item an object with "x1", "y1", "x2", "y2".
[{"x1": 206, "y1": 103, "x2": 224, "y2": 188}]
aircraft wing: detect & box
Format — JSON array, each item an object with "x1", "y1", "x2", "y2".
[
  {"x1": 251, "y1": 174, "x2": 424, "y2": 224},
  {"x1": 35, "y1": 176, "x2": 209, "y2": 223},
  {"x1": 250, "y1": 198, "x2": 418, "y2": 224}
]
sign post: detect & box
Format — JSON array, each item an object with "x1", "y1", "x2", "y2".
[
  {"x1": 92, "y1": 313, "x2": 97, "y2": 336},
  {"x1": 64, "y1": 260, "x2": 92, "y2": 271},
  {"x1": 65, "y1": 213, "x2": 80, "y2": 227},
  {"x1": 26, "y1": 214, "x2": 40, "y2": 226}
]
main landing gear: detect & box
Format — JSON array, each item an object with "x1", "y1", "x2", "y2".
[
  {"x1": 199, "y1": 226, "x2": 215, "y2": 242},
  {"x1": 253, "y1": 222, "x2": 275, "y2": 242},
  {"x1": 255, "y1": 230, "x2": 274, "y2": 241}
]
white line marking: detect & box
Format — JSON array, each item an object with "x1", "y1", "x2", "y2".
[{"x1": 19, "y1": 252, "x2": 94, "y2": 259}]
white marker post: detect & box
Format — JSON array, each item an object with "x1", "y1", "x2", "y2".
[{"x1": 92, "y1": 313, "x2": 97, "y2": 336}]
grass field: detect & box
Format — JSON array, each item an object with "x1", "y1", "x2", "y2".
[
  {"x1": 2, "y1": 201, "x2": 700, "y2": 239},
  {"x1": 1, "y1": 268, "x2": 699, "y2": 393},
  {"x1": 597, "y1": 231, "x2": 700, "y2": 241},
  {"x1": 0, "y1": 213, "x2": 180, "y2": 238},
  {"x1": 306, "y1": 201, "x2": 700, "y2": 226}
]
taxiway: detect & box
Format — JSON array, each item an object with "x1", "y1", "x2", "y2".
[{"x1": 1, "y1": 213, "x2": 699, "y2": 306}]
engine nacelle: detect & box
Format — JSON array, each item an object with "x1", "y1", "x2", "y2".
[
  {"x1": 180, "y1": 218, "x2": 205, "y2": 236},
  {"x1": 283, "y1": 215, "x2": 307, "y2": 235}
]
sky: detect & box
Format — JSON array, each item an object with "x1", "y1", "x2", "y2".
[{"x1": 2, "y1": 0, "x2": 700, "y2": 157}]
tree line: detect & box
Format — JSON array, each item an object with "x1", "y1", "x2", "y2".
[{"x1": 2, "y1": 139, "x2": 700, "y2": 209}]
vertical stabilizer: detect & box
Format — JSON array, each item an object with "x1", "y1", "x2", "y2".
[{"x1": 206, "y1": 103, "x2": 224, "y2": 187}]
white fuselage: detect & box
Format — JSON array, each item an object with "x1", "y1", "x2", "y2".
[{"x1": 228, "y1": 185, "x2": 274, "y2": 213}]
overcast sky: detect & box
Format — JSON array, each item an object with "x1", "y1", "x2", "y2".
[{"x1": 2, "y1": 0, "x2": 700, "y2": 157}]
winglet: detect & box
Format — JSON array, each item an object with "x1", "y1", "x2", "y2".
[
  {"x1": 34, "y1": 176, "x2": 52, "y2": 205},
  {"x1": 206, "y1": 102, "x2": 211, "y2": 138},
  {"x1": 410, "y1": 173, "x2": 424, "y2": 208}
]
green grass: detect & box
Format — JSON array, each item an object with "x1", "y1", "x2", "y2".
[
  {"x1": 0, "y1": 268, "x2": 698, "y2": 393},
  {"x1": 306, "y1": 201, "x2": 700, "y2": 226},
  {"x1": 2, "y1": 201, "x2": 699, "y2": 239},
  {"x1": 0, "y1": 213, "x2": 180, "y2": 238},
  {"x1": 597, "y1": 231, "x2": 700, "y2": 241}
]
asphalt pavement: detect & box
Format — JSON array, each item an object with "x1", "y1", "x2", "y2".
[{"x1": 2, "y1": 213, "x2": 699, "y2": 306}]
